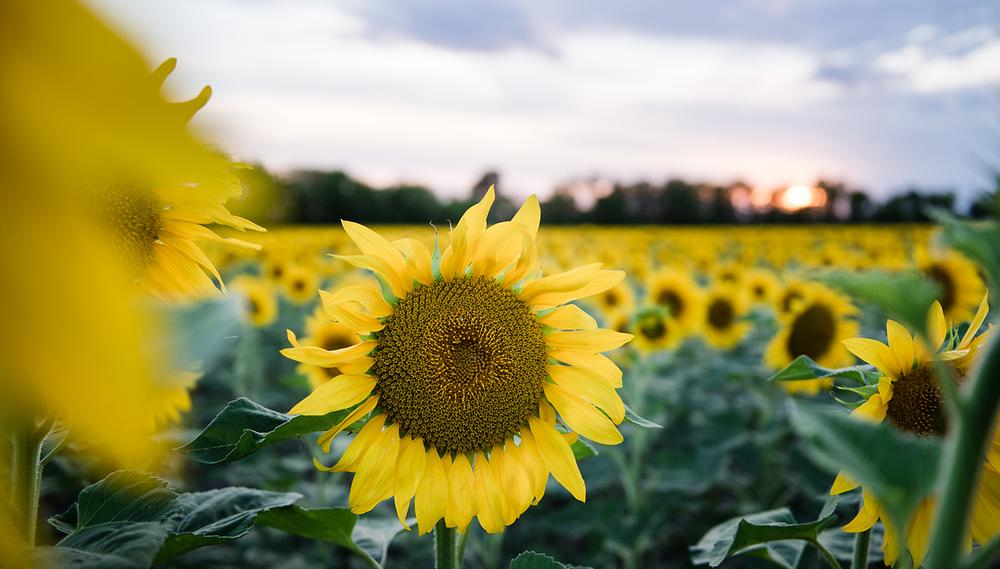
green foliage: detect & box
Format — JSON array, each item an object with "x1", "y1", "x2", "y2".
[
  {"x1": 255, "y1": 506, "x2": 410, "y2": 564},
  {"x1": 623, "y1": 404, "x2": 662, "y2": 429},
  {"x1": 790, "y1": 403, "x2": 941, "y2": 534},
  {"x1": 43, "y1": 470, "x2": 301, "y2": 568},
  {"x1": 767, "y1": 355, "x2": 876, "y2": 387},
  {"x1": 510, "y1": 551, "x2": 591, "y2": 569},
  {"x1": 179, "y1": 397, "x2": 349, "y2": 464},
  {"x1": 690, "y1": 503, "x2": 838, "y2": 568},
  {"x1": 823, "y1": 271, "x2": 939, "y2": 335},
  {"x1": 929, "y1": 208, "x2": 1000, "y2": 296}
]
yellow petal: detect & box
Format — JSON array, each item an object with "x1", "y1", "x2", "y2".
[
  {"x1": 393, "y1": 238, "x2": 433, "y2": 286},
  {"x1": 517, "y1": 430, "x2": 549, "y2": 504},
  {"x1": 544, "y1": 383, "x2": 623, "y2": 445},
  {"x1": 496, "y1": 445, "x2": 533, "y2": 523},
  {"x1": 528, "y1": 417, "x2": 585, "y2": 502},
  {"x1": 471, "y1": 222, "x2": 528, "y2": 278},
  {"x1": 830, "y1": 471, "x2": 859, "y2": 495},
  {"x1": 531, "y1": 270, "x2": 626, "y2": 308},
  {"x1": 473, "y1": 452, "x2": 507, "y2": 534},
  {"x1": 520, "y1": 264, "x2": 602, "y2": 304},
  {"x1": 335, "y1": 254, "x2": 410, "y2": 299},
  {"x1": 289, "y1": 374, "x2": 377, "y2": 416},
  {"x1": 548, "y1": 365, "x2": 624, "y2": 423},
  {"x1": 852, "y1": 393, "x2": 888, "y2": 423},
  {"x1": 415, "y1": 449, "x2": 449, "y2": 535},
  {"x1": 446, "y1": 452, "x2": 477, "y2": 532},
  {"x1": 927, "y1": 301, "x2": 947, "y2": 351},
  {"x1": 319, "y1": 295, "x2": 385, "y2": 334},
  {"x1": 549, "y1": 350, "x2": 623, "y2": 388},
  {"x1": 537, "y1": 305, "x2": 598, "y2": 330},
  {"x1": 546, "y1": 329, "x2": 634, "y2": 354},
  {"x1": 349, "y1": 423, "x2": 400, "y2": 514},
  {"x1": 317, "y1": 396, "x2": 379, "y2": 452},
  {"x1": 907, "y1": 499, "x2": 934, "y2": 568},
  {"x1": 843, "y1": 489, "x2": 880, "y2": 532},
  {"x1": 440, "y1": 187, "x2": 495, "y2": 279},
  {"x1": 393, "y1": 435, "x2": 427, "y2": 529},
  {"x1": 330, "y1": 413, "x2": 387, "y2": 472},
  {"x1": 320, "y1": 284, "x2": 392, "y2": 318},
  {"x1": 342, "y1": 220, "x2": 408, "y2": 284},
  {"x1": 960, "y1": 294, "x2": 990, "y2": 348},
  {"x1": 511, "y1": 195, "x2": 540, "y2": 237},
  {"x1": 282, "y1": 329, "x2": 375, "y2": 367},
  {"x1": 842, "y1": 338, "x2": 896, "y2": 377},
  {"x1": 885, "y1": 320, "x2": 913, "y2": 376}
]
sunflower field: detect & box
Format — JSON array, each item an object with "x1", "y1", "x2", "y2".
[{"x1": 3, "y1": 3, "x2": 1000, "y2": 569}]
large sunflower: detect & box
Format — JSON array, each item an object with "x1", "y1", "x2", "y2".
[
  {"x1": 90, "y1": 59, "x2": 265, "y2": 303},
  {"x1": 765, "y1": 283, "x2": 859, "y2": 395},
  {"x1": 281, "y1": 188, "x2": 632, "y2": 534},
  {"x1": 832, "y1": 295, "x2": 997, "y2": 566}
]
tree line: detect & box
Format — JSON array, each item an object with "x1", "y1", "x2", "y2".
[{"x1": 231, "y1": 165, "x2": 998, "y2": 226}]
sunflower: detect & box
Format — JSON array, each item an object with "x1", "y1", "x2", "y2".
[
  {"x1": 281, "y1": 188, "x2": 632, "y2": 534},
  {"x1": 282, "y1": 263, "x2": 319, "y2": 304},
  {"x1": 150, "y1": 371, "x2": 201, "y2": 428},
  {"x1": 631, "y1": 306, "x2": 677, "y2": 353},
  {"x1": 776, "y1": 278, "x2": 811, "y2": 315},
  {"x1": 832, "y1": 295, "x2": 997, "y2": 566},
  {"x1": 713, "y1": 261, "x2": 746, "y2": 286},
  {"x1": 647, "y1": 269, "x2": 703, "y2": 334},
  {"x1": 591, "y1": 279, "x2": 636, "y2": 322},
  {"x1": 232, "y1": 276, "x2": 278, "y2": 328},
  {"x1": 764, "y1": 283, "x2": 859, "y2": 395},
  {"x1": 919, "y1": 251, "x2": 986, "y2": 322},
  {"x1": 700, "y1": 284, "x2": 750, "y2": 350},
  {"x1": 89, "y1": 59, "x2": 265, "y2": 303},
  {"x1": 296, "y1": 306, "x2": 362, "y2": 389},
  {"x1": 744, "y1": 268, "x2": 781, "y2": 305}
]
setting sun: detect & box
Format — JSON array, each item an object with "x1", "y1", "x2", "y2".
[{"x1": 777, "y1": 184, "x2": 826, "y2": 211}]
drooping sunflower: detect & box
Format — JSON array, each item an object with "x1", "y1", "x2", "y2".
[
  {"x1": 700, "y1": 284, "x2": 750, "y2": 350},
  {"x1": 281, "y1": 188, "x2": 632, "y2": 534},
  {"x1": 232, "y1": 275, "x2": 278, "y2": 328},
  {"x1": 647, "y1": 269, "x2": 703, "y2": 334},
  {"x1": 764, "y1": 283, "x2": 859, "y2": 395},
  {"x1": 89, "y1": 59, "x2": 265, "y2": 303},
  {"x1": 631, "y1": 306, "x2": 677, "y2": 353},
  {"x1": 832, "y1": 295, "x2": 997, "y2": 566},
  {"x1": 296, "y1": 305, "x2": 362, "y2": 389},
  {"x1": 919, "y1": 251, "x2": 986, "y2": 322}
]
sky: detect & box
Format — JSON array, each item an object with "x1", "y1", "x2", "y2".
[{"x1": 88, "y1": 0, "x2": 1000, "y2": 203}]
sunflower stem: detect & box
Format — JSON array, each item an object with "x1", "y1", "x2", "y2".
[
  {"x1": 434, "y1": 520, "x2": 460, "y2": 569},
  {"x1": 925, "y1": 334, "x2": 1000, "y2": 569},
  {"x1": 11, "y1": 415, "x2": 46, "y2": 546},
  {"x1": 811, "y1": 538, "x2": 844, "y2": 569},
  {"x1": 851, "y1": 528, "x2": 871, "y2": 569}
]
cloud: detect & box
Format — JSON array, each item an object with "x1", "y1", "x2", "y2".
[{"x1": 875, "y1": 26, "x2": 1000, "y2": 93}]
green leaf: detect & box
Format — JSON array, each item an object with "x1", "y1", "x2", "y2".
[
  {"x1": 510, "y1": 551, "x2": 592, "y2": 569},
  {"x1": 822, "y1": 271, "x2": 938, "y2": 335},
  {"x1": 179, "y1": 397, "x2": 350, "y2": 464},
  {"x1": 155, "y1": 487, "x2": 302, "y2": 561},
  {"x1": 768, "y1": 355, "x2": 876, "y2": 386},
  {"x1": 928, "y1": 209, "x2": 1000, "y2": 296},
  {"x1": 690, "y1": 507, "x2": 837, "y2": 568},
  {"x1": 790, "y1": 402, "x2": 941, "y2": 537},
  {"x1": 50, "y1": 470, "x2": 178, "y2": 534},
  {"x1": 623, "y1": 404, "x2": 662, "y2": 429},
  {"x1": 255, "y1": 506, "x2": 410, "y2": 564},
  {"x1": 570, "y1": 438, "x2": 598, "y2": 460},
  {"x1": 21, "y1": 522, "x2": 171, "y2": 569}
]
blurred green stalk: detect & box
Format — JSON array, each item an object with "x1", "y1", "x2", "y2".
[
  {"x1": 925, "y1": 335, "x2": 1000, "y2": 569},
  {"x1": 851, "y1": 528, "x2": 870, "y2": 569},
  {"x1": 10, "y1": 416, "x2": 46, "y2": 546},
  {"x1": 435, "y1": 520, "x2": 461, "y2": 569}
]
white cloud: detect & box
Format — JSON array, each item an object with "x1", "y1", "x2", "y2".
[{"x1": 876, "y1": 26, "x2": 1000, "y2": 93}]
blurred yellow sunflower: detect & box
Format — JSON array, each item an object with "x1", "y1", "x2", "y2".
[
  {"x1": 764, "y1": 283, "x2": 859, "y2": 395},
  {"x1": 89, "y1": 59, "x2": 265, "y2": 303},
  {"x1": 296, "y1": 306, "x2": 362, "y2": 389},
  {"x1": 592, "y1": 279, "x2": 636, "y2": 322},
  {"x1": 700, "y1": 285, "x2": 750, "y2": 350},
  {"x1": 631, "y1": 307, "x2": 677, "y2": 353},
  {"x1": 832, "y1": 295, "x2": 997, "y2": 566},
  {"x1": 920, "y1": 251, "x2": 986, "y2": 322},
  {"x1": 232, "y1": 276, "x2": 278, "y2": 327},
  {"x1": 647, "y1": 269, "x2": 703, "y2": 334},
  {"x1": 281, "y1": 188, "x2": 632, "y2": 534},
  {"x1": 282, "y1": 263, "x2": 319, "y2": 304},
  {"x1": 744, "y1": 268, "x2": 781, "y2": 305},
  {"x1": 776, "y1": 278, "x2": 811, "y2": 315}
]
